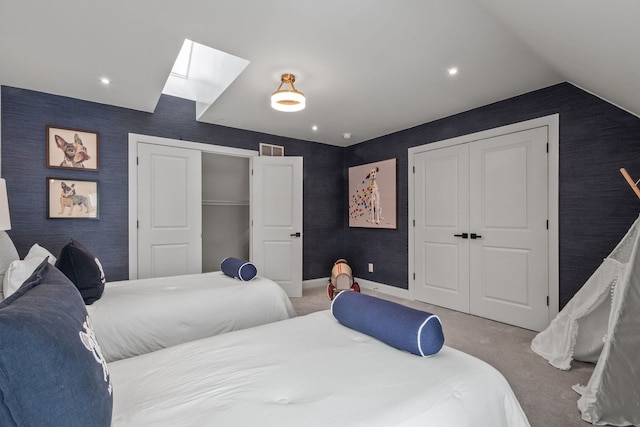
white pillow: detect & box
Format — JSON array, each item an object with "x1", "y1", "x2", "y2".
[
  {"x1": 2, "y1": 244, "x2": 57, "y2": 299},
  {"x1": 0, "y1": 231, "x2": 20, "y2": 301},
  {"x1": 25, "y1": 243, "x2": 57, "y2": 265}
]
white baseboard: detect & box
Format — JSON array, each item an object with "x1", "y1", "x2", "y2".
[
  {"x1": 354, "y1": 278, "x2": 411, "y2": 300},
  {"x1": 303, "y1": 277, "x2": 411, "y2": 301},
  {"x1": 303, "y1": 278, "x2": 329, "y2": 289}
]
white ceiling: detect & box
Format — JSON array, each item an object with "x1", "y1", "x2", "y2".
[{"x1": 1, "y1": 0, "x2": 638, "y2": 147}]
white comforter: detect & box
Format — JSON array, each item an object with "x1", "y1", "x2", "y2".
[
  {"x1": 109, "y1": 310, "x2": 530, "y2": 427},
  {"x1": 87, "y1": 272, "x2": 296, "y2": 362}
]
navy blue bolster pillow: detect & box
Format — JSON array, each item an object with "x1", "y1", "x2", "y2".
[
  {"x1": 221, "y1": 257, "x2": 257, "y2": 281},
  {"x1": 332, "y1": 291, "x2": 445, "y2": 357}
]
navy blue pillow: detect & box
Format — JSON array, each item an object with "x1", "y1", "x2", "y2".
[
  {"x1": 0, "y1": 260, "x2": 112, "y2": 426},
  {"x1": 332, "y1": 291, "x2": 445, "y2": 357},
  {"x1": 221, "y1": 257, "x2": 258, "y2": 281},
  {"x1": 55, "y1": 240, "x2": 106, "y2": 304}
]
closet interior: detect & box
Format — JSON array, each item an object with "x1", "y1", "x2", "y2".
[{"x1": 202, "y1": 153, "x2": 250, "y2": 273}]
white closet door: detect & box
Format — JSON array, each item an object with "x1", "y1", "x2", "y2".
[
  {"x1": 469, "y1": 127, "x2": 548, "y2": 331},
  {"x1": 414, "y1": 144, "x2": 470, "y2": 312},
  {"x1": 137, "y1": 143, "x2": 202, "y2": 279},
  {"x1": 413, "y1": 126, "x2": 549, "y2": 331},
  {"x1": 251, "y1": 156, "x2": 303, "y2": 297}
]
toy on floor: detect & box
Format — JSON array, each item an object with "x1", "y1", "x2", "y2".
[{"x1": 327, "y1": 259, "x2": 361, "y2": 300}]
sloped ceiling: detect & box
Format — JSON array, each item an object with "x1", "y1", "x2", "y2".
[
  {"x1": 475, "y1": 0, "x2": 640, "y2": 117},
  {"x1": 0, "y1": 1, "x2": 636, "y2": 146}
]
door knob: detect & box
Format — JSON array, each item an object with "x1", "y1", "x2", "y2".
[
  {"x1": 454, "y1": 233, "x2": 469, "y2": 239},
  {"x1": 290, "y1": 232, "x2": 301, "y2": 237},
  {"x1": 470, "y1": 233, "x2": 482, "y2": 239}
]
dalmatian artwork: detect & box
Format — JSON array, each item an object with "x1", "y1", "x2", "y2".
[{"x1": 348, "y1": 158, "x2": 397, "y2": 229}]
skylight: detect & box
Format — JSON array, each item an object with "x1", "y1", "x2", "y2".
[
  {"x1": 170, "y1": 39, "x2": 193, "y2": 79},
  {"x1": 162, "y1": 39, "x2": 250, "y2": 118}
]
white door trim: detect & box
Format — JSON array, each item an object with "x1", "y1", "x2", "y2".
[
  {"x1": 408, "y1": 114, "x2": 560, "y2": 323},
  {"x1": 128, "y1": 133, "x2": 257, "y2": 279}
]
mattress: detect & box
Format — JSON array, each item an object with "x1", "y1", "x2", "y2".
[
  {"x1": 87, "y1": 271, "x2": 296, "y2": 362},
  {"x1": 109, "y1": 310, "x2": 530, "y2": 427}
]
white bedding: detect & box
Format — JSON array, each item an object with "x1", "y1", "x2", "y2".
[
  {"x1": 109, "y1": 310, "x2": 530, "y2": 427},
  {"x1": 87, "y1": 271, "x2": 296, "y2": 362}
]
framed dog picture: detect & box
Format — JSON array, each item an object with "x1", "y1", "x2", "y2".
[
  {"x1": 46, "y1": 125, "x2": 99, "y2": 171},
  {"x1": 348, "y1": 158, "x2": 397, "y2": 229},
  {"x1": 47, "y1": 178, "x2": 99, "y2": 219}
]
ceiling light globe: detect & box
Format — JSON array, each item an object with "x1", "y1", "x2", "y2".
[{"x1": 271, "y1": 91, "x2": 306, "y2": 112}]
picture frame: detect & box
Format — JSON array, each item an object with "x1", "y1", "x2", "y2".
[
  {"x1": 348, "y1": 158, "x2": 397, "y2": 229},
  {"x1": 46, "y1": 125, "x2": 99, "y2": 171},
  {"x1": 47, "y1": 178, "x2": 99, "y2": 219}
]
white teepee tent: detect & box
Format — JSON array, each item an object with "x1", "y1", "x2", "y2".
[{"x1": 531, "y1": 215, "x2": 640, "y2": 426}]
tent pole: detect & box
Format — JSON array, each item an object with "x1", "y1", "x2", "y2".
[{"x1": 620, "y1": 168, "x2": 640, "y2": 199}]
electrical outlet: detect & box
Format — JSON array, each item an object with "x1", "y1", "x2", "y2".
[{"x1": 368, "y1": 263, "x2": 374, "y2": 273}]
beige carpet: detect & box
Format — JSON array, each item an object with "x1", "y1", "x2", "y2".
[{"x1": 290, "y1": 286, "x2": 596, "y2": 427}]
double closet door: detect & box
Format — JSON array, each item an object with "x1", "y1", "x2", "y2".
[
  {"x1": 133, "y1": 137, "x2": 303, "y2": 297},
  {"x1": 136, "y1": 145, "x2": 250, "y2": 278},
  {"x1": 413, "y1": 126, "x2": 549, "y2": 331}
]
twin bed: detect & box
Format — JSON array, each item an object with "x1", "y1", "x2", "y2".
[
  {"x1": 0, "y1": 237, "x2": 296, "y2": 362},
  {"x1": 109, "y1": 309, "x2": 529, "y2": 426},
  {"x1": 0, "y1": 236, "x2": 530, "y2": 426},
  {"x1": 87, "y1": 271, "x2": 296, "y2": 361}
]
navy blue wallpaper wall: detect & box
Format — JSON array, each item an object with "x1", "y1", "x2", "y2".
[
  {"x1": 1, "y1": 86, "x2": 344, "y2": 282},
  {"x1": 2, "y1": 83, "x2": 640, "y2": 307},
  {"x1": 343, "y1": 83, "x2": 640, "y2": 307}
]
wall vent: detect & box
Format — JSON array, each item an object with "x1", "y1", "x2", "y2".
[{"x1": 259, "y1": 143, "x2": 284, "y2": 156}]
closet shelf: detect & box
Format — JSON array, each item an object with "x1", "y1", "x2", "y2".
[{"x1": 202, "y1": 199, "x2": 250, "y2": 207}]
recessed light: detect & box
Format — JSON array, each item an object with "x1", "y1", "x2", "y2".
[
  {"x1": 312, "y1": 125, "x2": 318, "y2": 132},
  {"x1": 100, "y1": 77, "x2": 111, "y2": 85},
  {"x1": 447, "y1": 67, "x2": 458, "y2": 76},
  {"x1": 343, "y1": 133, "x2": 352, "y2": 139}
]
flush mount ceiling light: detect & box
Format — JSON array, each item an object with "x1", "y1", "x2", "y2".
[{"x1": 271, "y1": 73, "x2": 305, "y2": 112}]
